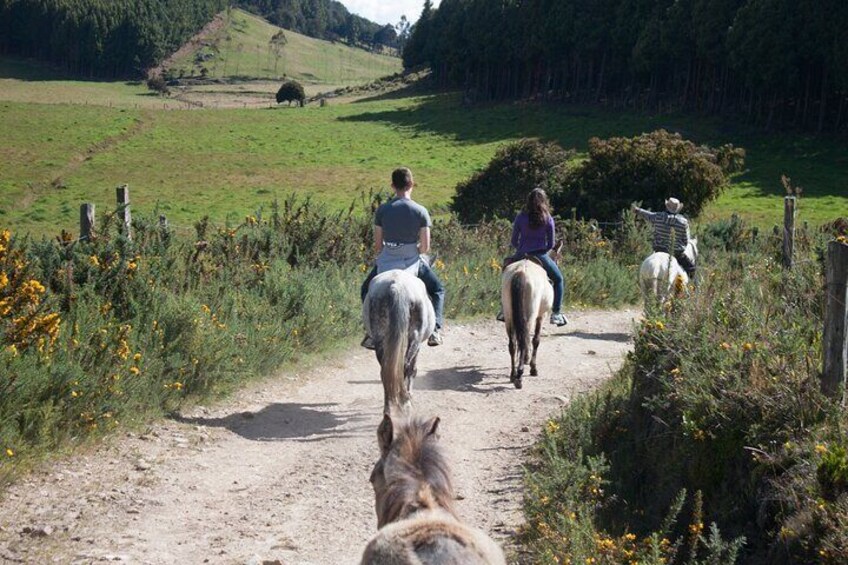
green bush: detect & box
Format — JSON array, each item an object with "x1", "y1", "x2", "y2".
[
  {"x1": 556, "y1": 130, "x2": 746, "y2": 221},
  {"x1": 521, "y1": 228, "x2": 848, "y2": 563},
  {"x1": 451, "y1": 139, "x2": 574, "y2": 224},
  {"x1": 276, "y1": 80, "x2": 306, "y2": 106}
]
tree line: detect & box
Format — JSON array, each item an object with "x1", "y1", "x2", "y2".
[
  {"x1": 0, "y1": 0, "x2": 228, "y2": 77},
  {"x1": 404, "y1": 0, "x2": 848, "y2": 133},
  {"x1": 236, "y1": 0, "x2": 398, "y2": 50}
]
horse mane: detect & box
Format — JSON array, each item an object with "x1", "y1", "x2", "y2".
[{"x1": 375, "y1": 417, "x2": 456, "y2": 528}]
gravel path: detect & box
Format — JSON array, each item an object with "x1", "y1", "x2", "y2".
[{"x1": 0, "y1": 310, "x2": 637, "y2": 564}]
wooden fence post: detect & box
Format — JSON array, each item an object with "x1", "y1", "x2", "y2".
[
  {"x1": 783, "y1": 196, "x2": 796, "y2": 268},
  {"x1": 80, "y1": 203, "x2": 95, "y2": 241},
  {"x1": 822, "y1": 241, "x2": 848, "y2": 404},
  {"x1": 116, "y1": 184, "x2": 131, "y2": 240}
]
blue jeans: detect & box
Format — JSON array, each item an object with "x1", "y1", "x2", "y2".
[
  {"x1": 361, "y1": 263, "x2": 445, "y2": 330},
  {"x1": 530, "y1": 251, "x2": 564, "y2": 313}
]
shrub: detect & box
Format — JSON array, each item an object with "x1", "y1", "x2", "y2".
[
  {"x1": 146, "y1": 75, "x2": 169, "y2": 95},
  {"x1": 521, "y1": 228, "x2": 848, "y2": 563},
  {"x1": 276, "y1": 80, "x2": 306, "y2": 107},
  {"x1": 556, "y1": 130, "x2": 746, "y2": 221},
  {"x1": 451, "y1": 139, "x2": 574, "y2": 224}
]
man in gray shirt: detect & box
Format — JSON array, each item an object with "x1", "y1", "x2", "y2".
[
  {"x1": 360, "y1": 167, "x2": 445, "y2": 349},
  {"x1": 632, "y1": 197, "x2": 696, "y2": 279}
]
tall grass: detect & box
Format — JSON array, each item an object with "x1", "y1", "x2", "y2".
[
  {"x1": 0, "y1": 195, "x2": 641, "y2": 485},
  {"x1": 521, "y1": 219, "x2": 848, "y2": 563}
]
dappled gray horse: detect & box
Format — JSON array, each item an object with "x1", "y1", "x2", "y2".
[
  {"x1": 363, "y1": 270, "x2": 435, "y2": 415},
  {"x1": 361, "y1": 413, "x2": 506, "y2": 564}
]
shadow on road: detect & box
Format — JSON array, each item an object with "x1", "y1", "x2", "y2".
[
  {"x1": 416, "y1": 365, "x2": 511, "y2": 393},
  {"x1": 172, "y1": 402, "x2": 371, "y2": 442},
  {"x1": 558, "y1": 331, "x2": 632, "y2": 343}
]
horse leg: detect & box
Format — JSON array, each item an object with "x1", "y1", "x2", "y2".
[
  {"x1": 508, "y1": 334, "x2": 517, "y2": 381},
  {"x1": 530, "y1": 316, "x2": 542, "y2": 376},
  {"x1": 509, "y1": 333, "x2": 522, "y2": 388},
  {"x1": 404, "y1": 343, "x2": 420, "y2": 398}
]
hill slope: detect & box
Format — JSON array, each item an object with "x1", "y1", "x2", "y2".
[{"x1": 163, "y1": 9, "x2": 401, "y2": 84}]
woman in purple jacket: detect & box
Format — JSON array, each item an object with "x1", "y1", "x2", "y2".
[{"x1": 498, "y1": 188, "x2": 568, "y2": 326}]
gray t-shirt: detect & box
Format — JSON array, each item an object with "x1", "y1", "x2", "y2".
[{"x1": 374, "y1": 197, "x2": 432, "y2": 244}]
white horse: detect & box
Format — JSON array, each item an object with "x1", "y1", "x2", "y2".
[
  {"x1": 363, "y1": 270, "x2": 436, "y2": 415},
  {"x1": 639, "y1": 238, "x2": 698, "y2": 302}
]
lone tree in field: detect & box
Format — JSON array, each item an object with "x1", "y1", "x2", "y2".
[{"x1": 276, "y1": 80, "x2": 305, "y2": 107}]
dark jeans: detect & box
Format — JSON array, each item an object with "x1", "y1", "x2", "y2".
[
  {"x1": 361, "y1": 263, "x2": 445, "y2": 330},
  {"x1": 530, "y1": 251, "x2": 564, "y2": 313},
  {"x1": 675, "y1": 253, "x2": 696, "y2": 280}
]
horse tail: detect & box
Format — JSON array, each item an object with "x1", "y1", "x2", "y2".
[
  {"x1": 511, "y1": 271, "x2": 529, "y2": 371},
  {"x1": 379, "y1": 282, "x2": 411, "y2": 414}
]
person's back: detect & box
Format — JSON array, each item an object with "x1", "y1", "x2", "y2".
[
  {"x1": 375, "y1": 198, "x2": 431, "y2": 246},
  {"x1": 632, "y1": 197, "x2": 695, "y2": 278},
  {"x1": 361, "y1": 168, "x2": 445, "y2": 348}
]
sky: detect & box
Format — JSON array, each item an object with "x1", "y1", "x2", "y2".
[{"x1": 339, "y1": 0, "x2": 441, "y2": 26}]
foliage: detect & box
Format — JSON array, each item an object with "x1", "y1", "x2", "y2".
[
  {"x1": 404, "y1": 0, "x2": 848, "y2": 132},
  {"x1": 146, "y1": 75, "x2": 169, "y2": 95},
  {"x1": 558, "y1": 130, "x2": 745, "y2": 221},
  {"x1": 522, "y1": 224, "x2": 848, "y2": 563},
  {"x1": 0, "y1": 194, "x2": 644, "y2": 482},
  {"x1": 236, "y1": 0, "x2": 394, "y2": 49},
  {"x1": 276, "y1": 80, "x2": 305, "y2": 106},
  {"x1": 451, "y1": 132, "x2": 744, "y2": 224},
  {"x1": 0, "y1": 0, "x2": 228, "y2": 77},
  {"x1": 451, "y1": 139, "x2": 574, "y2": 224}
]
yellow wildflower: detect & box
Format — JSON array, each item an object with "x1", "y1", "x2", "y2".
[
  {"x1": 815, "y1": 444, "x2": 828, "y2": 454},
  {"x1": 129, "y1": 367, "x2": 140, "y2": 376},
  {"x1": 720, "y1": 342, "x2": 731, "y2": 350},
  {"x1": 89, "y1": 255, "x2": 100, "y2": 267},
  {"x1": 133, "y1": 353, "x2": 142, "y2": 362},
  {"x1": 5, "y1": 448, "x2": 13, "y2": 457}
]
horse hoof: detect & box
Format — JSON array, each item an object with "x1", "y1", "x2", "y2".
[
  {"x1": 513, "y1": 377, "x2": 523, "y2": 389},
  {"x1": 530, "y1": 368, "x2": 538, "y2": 377}
]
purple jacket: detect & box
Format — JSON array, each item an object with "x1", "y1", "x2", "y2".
[{"x1": 511, "y1": 212, "x2": 555, "y2": 254}]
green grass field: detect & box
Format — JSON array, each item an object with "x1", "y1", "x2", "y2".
[
  {"x1": 165, "y1": 9, "x2": 401, "y2": 84},
  {"x1": 1, "y1": 73, "x2": 846, "y2": 236}
]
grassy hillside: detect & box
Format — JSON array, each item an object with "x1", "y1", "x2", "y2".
[
  {"x1": 164, "y1": 8, "x2": 401, "y2": 84},
  {"x1": 3, "y1": 91, "x2": 846, "y2": 237}
]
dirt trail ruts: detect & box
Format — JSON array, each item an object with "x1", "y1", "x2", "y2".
[
  {"x1": 0, "y1": 310, "x2": 637, "y2": 564},
  {"x1": 19, "y1": 111, "x2": 153, "y2": 211}
]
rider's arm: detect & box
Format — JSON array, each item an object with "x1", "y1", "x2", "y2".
[
  {"x1": 544, "y1": 216, "x2": 555, "y2": 252},
  {"x1": 510, "y1": 217, "x2": 521, "y2": 250},
  {"x1": 373, "y1": 225, "x2": 383, "y2": 255},
  {"x1": 418, "y1": 226, "x2": 431, "y2": 254}
]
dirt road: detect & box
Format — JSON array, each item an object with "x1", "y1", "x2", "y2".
[{"x1": 0, "y1": 310, "x2": 636, "y2": 564}]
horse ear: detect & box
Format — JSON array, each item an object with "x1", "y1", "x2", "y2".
[
  {"x1": 378, "y1": 413, "x2": 393, "y2": 454},
  {"x1": 426, "y1": 416, "x2": 441, "y2": 438}
]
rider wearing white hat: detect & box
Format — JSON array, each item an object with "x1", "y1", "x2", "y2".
[{"x1": 631, "y1": 197, "x2": 695, "y2": 279}]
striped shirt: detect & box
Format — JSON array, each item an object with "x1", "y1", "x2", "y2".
[{"x1": 635, "y1": 208, "x2": 691, "y2": 254}]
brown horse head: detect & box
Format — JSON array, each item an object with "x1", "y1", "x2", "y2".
[{"x1": 370, "y1": 413, "x2": 455, "y2": 528}]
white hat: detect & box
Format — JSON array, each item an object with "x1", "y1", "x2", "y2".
[{"x1": 665, "y1": 198, "x2": 683, "y2": 214}]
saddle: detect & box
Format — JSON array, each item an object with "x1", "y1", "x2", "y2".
[{"x1": 502, "y1": 254, "x2": 546, "y2": 270}]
